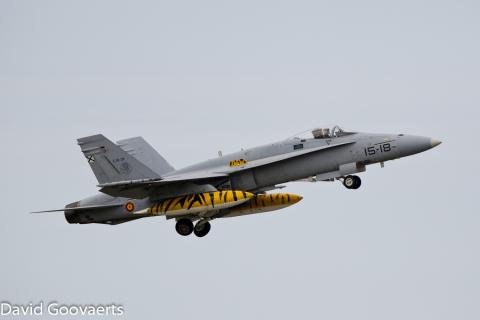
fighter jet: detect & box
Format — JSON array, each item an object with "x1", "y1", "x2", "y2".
[{"x1": 33, "y1": 126, "x2": 441, "y2": 237}]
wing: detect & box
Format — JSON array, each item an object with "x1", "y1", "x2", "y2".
[
  {"x1": 31, "y1": 204, "x2": 123, "y2": 213},
  {"x1": 159, "y1": 141, "x2": 355, "y2": 181},
  {"x1": 219, "y1": 141, "x2": 355, "y2": 175},
  {"x1": 96, "y1": 141, "x2": 354, "y2": 199}
]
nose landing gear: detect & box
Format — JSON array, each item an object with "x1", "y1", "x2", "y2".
[{"x1": 343, "y1": 175, "x2": 361, "y2": 189}]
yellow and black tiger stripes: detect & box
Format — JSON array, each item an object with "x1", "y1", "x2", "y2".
[
  {"x1": 146, "y1": 190, "x2": 254, "y2": 215},
  {"x1": 238, "y1": 193, "x2": 303, "y2": 210},
  {"x1": 145, "y1": 192, "x2": 302, "y2": 216}
]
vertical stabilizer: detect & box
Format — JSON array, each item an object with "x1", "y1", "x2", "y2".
[
  {"x1": 117, "y1": 137, "x2": 175, "y2": 176},
  {"x1": 77, "y1": 134, "x2": 160, "y2": 184}
]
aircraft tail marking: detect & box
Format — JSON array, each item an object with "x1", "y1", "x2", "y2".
[{"x1": 77, "y1": 134, "x2": 161, "y2": 184}]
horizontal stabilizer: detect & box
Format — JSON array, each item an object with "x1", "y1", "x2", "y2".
[{"x1": 31, "y1": 204, "x2": 123, "y2": 213}]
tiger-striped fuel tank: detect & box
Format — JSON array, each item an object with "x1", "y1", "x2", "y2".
[
  {"x1": 135, "y1": 190, "x2": 254, "y2": 216},
  {"x1": 222, "y1": 193, "x2": 303, "y2": 218}
]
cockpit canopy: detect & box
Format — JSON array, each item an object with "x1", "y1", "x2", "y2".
[{"x1": 291, "y1": 125, "x2": 355, "y2": 140}]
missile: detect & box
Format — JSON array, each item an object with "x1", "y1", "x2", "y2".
[
  {"x1": 135, "y1": 190, "x2": 254, "y2": 217},
  {"x1": 222, "y1": 193, "x2": 303, "y2": 218}
]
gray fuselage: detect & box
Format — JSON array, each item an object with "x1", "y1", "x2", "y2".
[{"x1": 66, "y1": 131, "x2": 438, "y2": 224}]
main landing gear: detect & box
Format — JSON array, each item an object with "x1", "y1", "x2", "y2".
[
  {"x1": 175, "y1": 219, "x2": 193, "y2": 236},
  {"x1": 343, "y1": 175, "x2": 361, "y2": 189},
  {"x1": 175, "y1": 219, "x2": 211, "y2": 237},
  {"x1": 193, "y1": 221, "x2": 211, "y2": 237}
]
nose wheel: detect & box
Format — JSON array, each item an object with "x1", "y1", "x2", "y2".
[{"x1": 343, "y1": 175, "x2": 361, "y2": 189}]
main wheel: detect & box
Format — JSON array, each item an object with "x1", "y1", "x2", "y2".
[
  {"x1": 175, "y1": 219, "x2": 193, "y2": 236},
  {"x1": 194, "y1": 221, "x2": 211, "y2": 238}
]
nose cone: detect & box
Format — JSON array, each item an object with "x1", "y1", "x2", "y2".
[{"x1": 397, "y1": 135, "x2": 440, "y2": 157}]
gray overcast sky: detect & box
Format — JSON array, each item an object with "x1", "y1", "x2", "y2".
[{"x1": 1, "y1": 0, "x2": 479, "y2": 319}]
